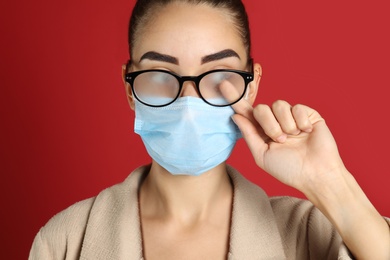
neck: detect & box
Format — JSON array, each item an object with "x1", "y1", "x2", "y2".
[{"x1": 139, "y1": 161, "x2": 233, "y2": 226}]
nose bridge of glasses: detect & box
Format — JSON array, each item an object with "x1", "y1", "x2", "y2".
[{"x1": 179, "y1": 76, "x2": 201, "y2": 98}]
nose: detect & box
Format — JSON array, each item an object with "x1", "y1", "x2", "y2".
[{"x1": 180, "y1": 81, "x2": 200, "y2": 98}]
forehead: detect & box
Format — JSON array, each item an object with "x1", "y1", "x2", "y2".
[{"x1": 132, "y1": 2, "x2": 246, "y2": 63}]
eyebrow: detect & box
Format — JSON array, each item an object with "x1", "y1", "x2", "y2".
[
  {"x1": 201, "y1": 49, "x2": 241, "y2": 64},
  {"x1": 139, "y1": 51, "x2": 179, "y2": 64},
  {"x1": 138, "y1": 49, "x2": 240, "y2": 65}
]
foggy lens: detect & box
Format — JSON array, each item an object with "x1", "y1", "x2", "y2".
[
  {"x1": 133, "y1": 71, "x2": 180, "y2": 106},
  {"x1": 199, "y1": 71, "x2": 245, "y2": 105}
]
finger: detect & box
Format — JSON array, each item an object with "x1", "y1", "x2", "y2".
[
  {"x1": 253, "y1": 104, "x2": 287, "y2": 143},
  {"x1": 272, "y1": 100, "x2": 300, "y2": 135},
  {"x1": 219, "y1": 80, "x2": 257, "y2": 125},
  {"x1": 291, "y1": 104, "x2": 318, "y2": 132},
  {"x1": 291, "y1": 104, "x2": 312, "y2": 132},
  {"x1": 218, "y1": 79, "x2": 243, "y2": 104},
  {"x1": 220, "y1": 80, "x2": 270, "y2": 142},
  {"x1": 232, "y1": 113, "x2": 268, "y2": 168}
]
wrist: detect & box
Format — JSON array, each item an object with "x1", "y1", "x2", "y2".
[
  {"x1": 303, "y1": 167, "x2": 366, "y2": 220},
  {"x1": 301, "y1": 165, "x2": 352, "y2": 206},
  {"x1": 303, "y1": 169, "x2": 390, "y2": 259}
]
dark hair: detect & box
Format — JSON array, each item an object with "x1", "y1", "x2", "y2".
[{"x1": 128, "y1": 0, "x2": 251, "y2": 60}]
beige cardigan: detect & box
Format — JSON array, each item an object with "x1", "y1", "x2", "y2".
[{"x1": 29, "y1": 166, "x2": 390, "y2": 259}]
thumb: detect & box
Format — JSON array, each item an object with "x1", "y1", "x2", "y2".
[{"x1": 232, "y1": 113, "x2": 268, "y2": 168}]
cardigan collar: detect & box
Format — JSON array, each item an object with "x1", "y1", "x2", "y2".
[
  {"x1": 80, "y1": 165, "x2": 286, "y2": 259},
  {"x1": 226, "y1": 166, "x2": 286, "y2": 259}
]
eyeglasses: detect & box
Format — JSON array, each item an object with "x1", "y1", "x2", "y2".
[{"x1": 124, "y1": 67, "x2": 254, "y2": 107}]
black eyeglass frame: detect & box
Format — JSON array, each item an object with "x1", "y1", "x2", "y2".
[{"x1": 124, "y1": 61, "x2": 254, "y2": 107}]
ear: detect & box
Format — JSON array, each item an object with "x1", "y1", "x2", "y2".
[
  {"x1": 245, "y1": 62, "x2": 262, "y2": 105},
  {"x1": 122, "y1": 64, "x2": 135, "y2": 110}
]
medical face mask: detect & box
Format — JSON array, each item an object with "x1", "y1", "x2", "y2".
[{"x1": 134, "y1": 97, "x2": 241, "y2": 176}]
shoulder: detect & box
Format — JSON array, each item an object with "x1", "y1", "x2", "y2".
[
  {"x1": 29, "y1": 165, "x2": 149, "y2": 260},
  {"x1": 29, "y1": 197, "x2": 96, "y2": 259},
  {"x1": 269, "y1": 196, "x2": 353, "y2": 259},
  {"x1": 270, "y1": 196, "x2": 315, "y2": 217},
  {"x1": 41, "y1": 197, "x2": 96, "y2": 236},
  {"x1": 34, "y1": 166, "x2": 148, "y2": 239},
  {"x1": 269, "y1": 196, "x2": 340, "y2": 233},
  {"x1": 268, "y1": 196, "x2": 332, "y2": 238}
]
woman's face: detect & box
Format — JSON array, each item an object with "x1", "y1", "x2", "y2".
[{"x1": 125, "y1": 2, "x2": 259, "y2": 108}]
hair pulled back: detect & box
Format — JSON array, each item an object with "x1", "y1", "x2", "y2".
[{"x1": 128, "y1": 0, "x2": 251, "y2": 60}]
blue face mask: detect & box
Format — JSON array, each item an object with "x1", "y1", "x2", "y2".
[{"x1": 134, "y1": 97, "x2": 241, "y2": 176}]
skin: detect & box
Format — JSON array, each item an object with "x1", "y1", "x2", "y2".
[{"x1": 122, "y1": 2, "x2": 390, "y2": 260}]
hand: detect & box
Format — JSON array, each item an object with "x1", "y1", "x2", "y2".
[
  {"x1": 232, "y1": 99, "x2": 390, "y2": 259},
  {"x1": 231, "y1": 99, "x2": 346, "y2": 193}
]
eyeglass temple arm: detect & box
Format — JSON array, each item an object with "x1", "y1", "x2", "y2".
[{"x1": 124, "y1": 60, "x2": 132, "y2": 80}]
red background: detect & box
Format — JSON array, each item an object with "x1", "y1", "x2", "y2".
[{"x1": 1, "y1": 0, "x2": 389, "y2": 258}]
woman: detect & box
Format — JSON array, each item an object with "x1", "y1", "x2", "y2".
[{"x1": 29, "y1": 0, "x2": 390, "y2": 259}]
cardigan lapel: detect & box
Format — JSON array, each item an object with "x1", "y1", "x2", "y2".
[
  {"x1": 80, "y1": 166, "x2": 148, "y2": 260},
  {"x1": 227, "y1": 166, "x2": 287, "y2": 259}
]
